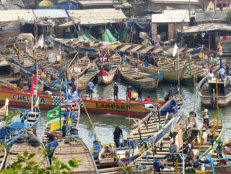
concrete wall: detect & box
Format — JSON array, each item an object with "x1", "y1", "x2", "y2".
[{"x1": 152, "y1": 23, "x2": 185, "y2": 41}]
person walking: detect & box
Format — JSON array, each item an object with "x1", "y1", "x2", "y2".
[
  {"x1": 113, "y1": 82, "x2": 118, "y2": 100},
  {"x1": 113, "y1": 126, "x2": 123, "y2": 147},
  {"x1": 87, "y1": 81, "x2": 94, "y2": 99}
]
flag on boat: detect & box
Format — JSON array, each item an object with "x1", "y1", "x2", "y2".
[
  {"x1": 68, "y1": 89, "x2": 83, "y2": 107},
  {"x1": 175, "y1": 128, "x2": 183, "y2": 150},
  {"x1": 30, "y1": 73, "x2": 37, "y2": 96},
  {"x1": 218, "y1": 39, "x2": 223, "y2": 55},
  {"x1": 49, "y1": 118, "x2": 72, "y2": 132},
  {"x1": 47, "y1": 105, "x2": 61, "y2": 121},
  {"x1": 173, "y1": 43, "x2": 178, "y2": 57}
]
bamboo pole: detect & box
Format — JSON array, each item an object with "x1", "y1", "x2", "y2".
[
  {"x1": 216, "y1": 77, "x2": 219, "y2": 125},
  {"x1": 213, "y1": 112, "x2": 216, "y2": 139}
]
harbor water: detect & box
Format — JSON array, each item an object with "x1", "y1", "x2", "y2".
[{"x1": 36, "y1": 81, "x2": 231, "y2": 149}]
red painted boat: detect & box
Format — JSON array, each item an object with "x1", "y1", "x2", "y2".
[
  {"x1": 97, "y1": 63, "x2": 117, "y2": 84},
  {"x1": 81, "y1": 97, "x2": 166, "y2": 117},
  {"x1": 0, "y1": 84, "x2": 65, "y2": 109}
]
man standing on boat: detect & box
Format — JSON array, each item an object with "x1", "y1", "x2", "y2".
[
  {"x1": 126, "y1": 86, "x2": 132, "y2": 101},
  {"x1": 113, "y1": 126, "x2": 123, "y2": 147},
  {"x1": 113, "y1": 82, "x2": 118, "y2": 100},
  {"x1": 203, "y1": 109, "x2": 209, "y2": 128},
  {"x1": 87, "y1": 81, "x2": 94, "y2": 99},
  {"x1": 137, "y1": 85, "x2": 142, "y2": 101}
]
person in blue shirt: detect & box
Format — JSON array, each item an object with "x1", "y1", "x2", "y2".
[
  {"x1": 87, "y1": 81, "x2": 94, "y2": 99},
  {"x1": 220, "y1": 67, "x2": 225, "y2": 80},
  {"x1": 45, "y1": 134, "x2": 58, "y2": 164},
  {"x1": 153, "y1": 161, "x2": 164, "y2": 172}
]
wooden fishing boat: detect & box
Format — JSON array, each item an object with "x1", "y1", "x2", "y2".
[
  {"x1": 0, "y1": 83, "x2": 65, "y2": 109},
  {"x1": 198, "y1": 68, "x2": 231, "y2": 107},
  {"x1": 78, "y1": 69, "x2": 98, "y2": 90},
  {"x1": 129, "y1": 95, "x2": 183, "y2": 142},
  {"x1": 97, "y1": 62, "x2": 117, "y2": 84},
  {"x1": 0, "y1": 116, "x2": 26, "y2": 148},
  {"x1": 108, "y1": 53, "x2": 121, "y2": 66},
  {"x1": 54, "y1": 135, "x2": 98, "y2": 174},
  {"x1": 127, "y1": 56, "x2": 165, "y2": 83},
  {"x1": 68, "y1": 55, "x2": 91, "y2": 79},
  {"x1": 81, "y1": 97, "x2": 166, "y2": 117},
  {"x1": 136, "y1": 64, "x2": 165, "y2": 83},
  {"x1": 118, "y1": 64, "x2": 158, "y2": 91},
  {"x1": 42, "y1": 101, "x2": 98, "y2": 173},
  {"x1": 5, "y1": 128, "x2": 49, "y2": 171},
  {"x1": 130, "y1": 114, "x2": 196, "y2": 172},
  {"x1": 160, "y1": 117, "x2": 223, "y2": 173}
]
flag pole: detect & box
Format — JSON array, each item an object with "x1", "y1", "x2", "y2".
[{"x1": 76, "y1": 56, "x2": 79, "y2": 85}]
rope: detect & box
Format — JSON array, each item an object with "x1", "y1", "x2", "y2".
[
  {"x1": 193, "y1": 66, "x2": 198, "y2": 113},
  {"x1": 80, "y1": 99, "x2": 98, "y2": 138}
]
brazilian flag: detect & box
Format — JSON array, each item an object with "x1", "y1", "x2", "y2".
[{"x1": 47, "y1": 105, "x2": 61, "y2": 121}]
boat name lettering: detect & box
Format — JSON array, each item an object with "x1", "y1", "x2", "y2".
[
  {"x1": 96, "y1": 103, "x2": 130, "y2": 110},
  {"x1": 12, "y1": 95, "x2": 46, "y2": 103}
]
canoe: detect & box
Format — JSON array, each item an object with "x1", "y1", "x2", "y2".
[
  {"x1": 198, "y1": 67, "x2": 231, "y2": 108},
  {"x1": 137, "y1": 65, "x2": 165, "y2": 83},
  {"x1": 131, "y1": 115, "x2": 197, "y2": 171},
  {"x1": 118, "y1": 64, "x2": 158, "y2": 92},
  {"x1": 97, "y1": 63, "x2": 117, "y2": 84},
  {"x1": 5, "y1": 129, "x2": 49, "y2": 171},
  {"x1": 54, "y1": 136, "x2": 98, "y2": 174},
  {"x1": 68, "y1": 55, "x2": 91, "y2": 79},
  {"x1": 43, "y1": 101, "x2": 98, "y2": 173},
  {"x1": 129, "y1": 95, "x2": 183, "y2": 142},
  {"x1": 108, "y1": 53, "x2": 121, "y2": 66},
  {"x1": 0, "y1": 116, "x2": 26, "y2": 148},
  {"x1": 81, "y1": 97, "x2": 166, "y2": 117},
  {"x1": 78, "y1": 70, "x2": 98, "y2": 90},
  {"x1": 0, "y1": 84, "x2": 65, "y2": 109}
]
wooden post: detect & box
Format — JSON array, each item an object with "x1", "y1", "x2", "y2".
[{"x1": 209, "y1": 34, "x2": 211, "y2": 50}]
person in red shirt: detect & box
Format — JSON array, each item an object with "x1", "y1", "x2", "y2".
[{"x1": 145, "y1": 96, "x2": 151, "y2": 102}]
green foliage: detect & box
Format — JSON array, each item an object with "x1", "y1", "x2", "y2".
[
  {"x1": 3, "y1": 110, "x2": 20, "y2": 126},
  {"x1": 226, "y1": 11, "x2": 231, "y2": 23},
  {"x1": 1, "y1": 149, "x2": 81, "y2": 174}
]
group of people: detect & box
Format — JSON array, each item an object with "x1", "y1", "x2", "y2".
[{"x1": 114, "y1": 83, "x2": 151, "y2": 102}]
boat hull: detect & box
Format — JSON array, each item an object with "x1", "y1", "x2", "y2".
[
  {"x1": 0, "y1": 85, "x2": 65, "y2": 109},
  {"x1": 97, "y1": 67, "x2": 117, "y2": 84},
  {"x1": 119, "y1": 65, "x2": 158, "y2": 92},
  {"x1": 137, "y1": 65, "x2": 165, "y2": 83},
  {"x1": 163, "y1": 69, "x2": 184, "y2": 82},
  {"x1": 183, "y1": 75, "x2": 194, "y2": 86},
  {"x1": 81, "y1": 98, "x2": 166, "y2": 117},
  {"x1": 199, "y1": 94, "x2": 231, "y2": 108},
  {"x1": 78, "y1": 71, "x2": 98, "y2": 90},
  {"x1": 198, "y1": 67, "x2": 230, "y2": 108}
]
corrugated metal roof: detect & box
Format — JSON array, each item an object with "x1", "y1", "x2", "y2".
[
  {"x1": 195, "y1": 11, "x2": 227, "y2": 22},
  {"x1": 67, "y1": 9, "x2": 127, "y2": 25},
  {"x1": 151, "y1": 0, "x2": 200, "y2": 4},
  {"x1": 78, "y1": 0, "x2": 113, "y2": 5},
  {"x1": 152, "y1": 10, "x2": 189, "y2": 23},
  {"x1": 181, "y1": 23, "x2": 231, "y2": 33},
  {"x1": 0, "y1": 10, "x2": 35, "y2": 22},
  {"x1": 33, "y1": 9, "x2": 68, "y2": 18}
]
